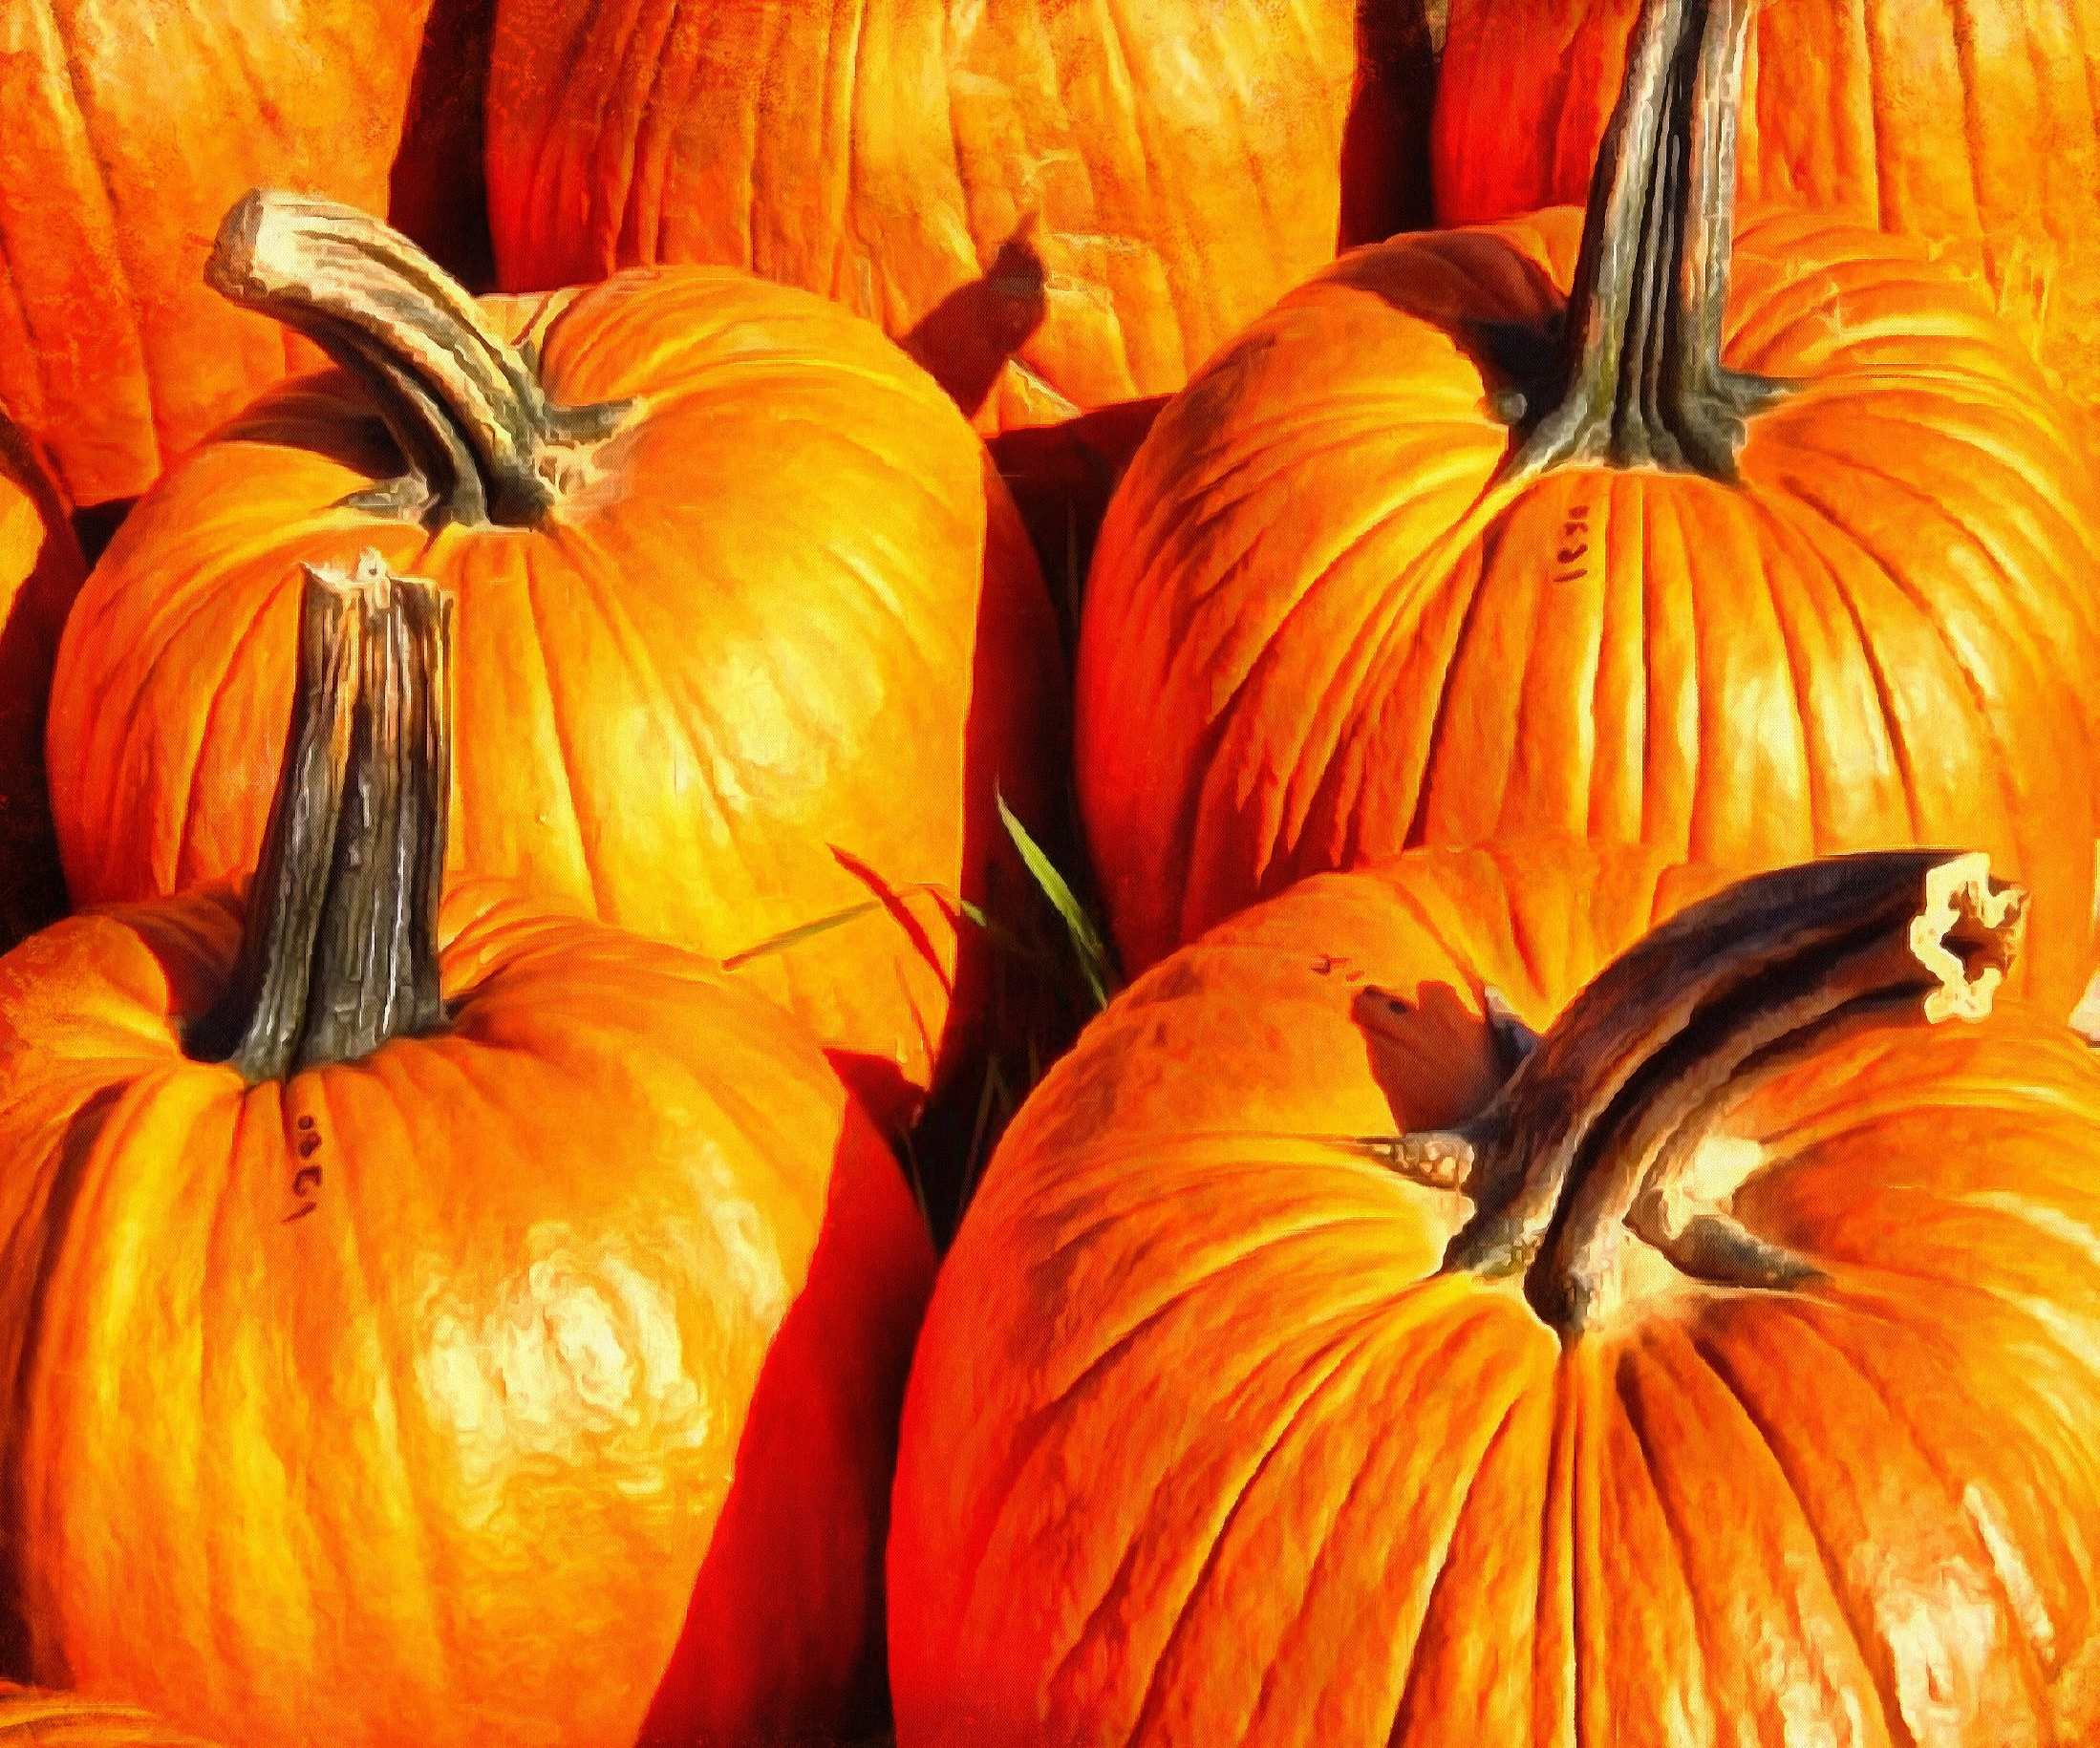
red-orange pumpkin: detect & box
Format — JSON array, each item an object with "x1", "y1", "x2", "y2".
[
  {"x1": 889, "y1": 842, "x2": 2100, "y2": 1744},
  {"x1": 0, "y1": 424, "x2": 84, "y2": 949},
  {"x1": 47, "y1": 191, "x2": 1061, "y2": 1130},
  {"x1": 1074, "y1": 0, "x2": 2100, "y2": 1016},
  {"x1": 0, "y1": 0, "x2": 436, "y2": 507},
  {"x1": 1433, "y1": 0, "x2": 2100, "y2": 411},
  {"x1": 3, "y1": 558, "x2": 932, "y2": 1747},
  {"x1": 483, "y1": 0, "x2": 1435, "y2": 437}
]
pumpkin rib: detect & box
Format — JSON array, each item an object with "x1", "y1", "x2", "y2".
[
  {"x1": 1610, "y1": 1354, "x2": 1720, "y2": 1739},
  {"x1": 1781, "y1": 1300, "x2": 2055, "y2": 1698},
  {"x1": 1811, "y1": 1285, "x2": 2100, "y2": 1641},
  {"x1": 1680, "y1": 1328, "x2": 1916, "y2": 1733},
  {"x1": 1121, "y1": 1305, "x2": 1415, "y2": 1744}
]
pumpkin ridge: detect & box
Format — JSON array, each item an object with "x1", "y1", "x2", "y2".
[
  {"x1": 1386, "y1": 1377, "x2": 1532, "y2": 1744},
  {"x1": 1776, "y1": 474, "x2": 2034, "y2": 896},
  {"x1": 1117, "y1": 1303, "x2": 1411, "y2": 1744},
  {"x1": 1778, "y1": 1299, "x2": 2056, "y2": 1701},
  {"x1": 1609, "y1": 1349, "x2": 1720, "y2": 1738},
  {"x1": 1672, "y1": 1327, "x2": 1908, "y2": 1731},
  {"x1": 510, "y1": 532, "x2": 611, "y2": 922}
]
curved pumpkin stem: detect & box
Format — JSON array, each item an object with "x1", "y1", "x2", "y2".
[
  {"x1": 207, "y1": 190, "x2": 630, "y2": 527},
  {"x1": 1501, "y1": 0, "x2": 1787, "y2": 481},
  {"x1": 1382, "y1": 852, "x2": 2025, "y2": 1338},
  {"x1": 190, "y1": 553, "x2": 452, "y2": 1081}
]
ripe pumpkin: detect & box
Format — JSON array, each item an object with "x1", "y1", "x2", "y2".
[
  {"x1": 482, "y1": 0, "x2": 1435, "y2": 437},
  {"x1": 1075, "y1": 0, "x2": 2100, "y2": 1016},
  {"x1": 3, "y1": 558, "x2": 933, "y2": 1747},
  {"x1": 0, "y1": 1685, "x2": 223, "y2": 1745},
  {"x1": 0, "y1": 0, "x2": 435, "y2": 508},
  {"x1": 47, "y1": 190, "x2": 1061, "y2": 1129},
  {"x1": 0, "y1": 425, "x2": 84, "y2": 950},
  {"x1": 1433, "y1": 0, "x2": 2100, "y2": 411},
  {"x1": 889, "y1": 841, "x2": 2100, "y2": 1744}
]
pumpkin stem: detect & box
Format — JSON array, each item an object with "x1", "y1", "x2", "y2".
[
  {"x1": 1391, "y1": 853, "x2": 2025, "y2": 1338},
  {"x1": 190, "y1": 552, "x2": 453, "y2": 1082},
  {"x1": 1499, "y1": 0, "x2": 1787, "y2": 481},
  {"x1": 205, "y1": 190, "x2": 631, "y2": 528}
]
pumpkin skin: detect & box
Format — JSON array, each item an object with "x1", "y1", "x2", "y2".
[
  {"x1": 0, "y1": 0, "x2": 433, "y2": 507},
  {"x1": 0, "y1": 1685, "x2": 224, "y2": 1745},
  {"x1": 47, "y1": 206, "x2": 1060, "y2": 1129},
  {"x1": 0, "y1": 872, "x2": 933, "y2": 1748},
  {"x1": 1432, "y1": 0, "x2": 2100, "y2": 411},
  {"x1": 1073, "y1": 207, "x2": 2100, "y2": 1009},
  {"x1": 889, "y1": 842, "x2": 2100, "y2": 1745},
  {"x1": 0, "y1": 427, "x2": 84, "y2": 950},
  {"x1": 482, "y1": 0, "x2": 1433, "y2": 437}
]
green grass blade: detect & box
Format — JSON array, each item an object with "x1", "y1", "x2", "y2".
[{"x1": 997, "y1": 792, "x2": 1116, "y2": 1010}]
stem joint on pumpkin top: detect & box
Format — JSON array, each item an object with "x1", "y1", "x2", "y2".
[
  {"x1": 1495, "y1": 0, "x2": 1791, "y2": 484},
  {"x1": 206, "y1": 190, "x2": 634, "y2": 530},
  {"x1": 1381, "y1": 852, "x2": 2024, "y2": 1340}
]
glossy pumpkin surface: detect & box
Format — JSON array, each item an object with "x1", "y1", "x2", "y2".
[
  {"x1": 1433, "y1": 0, "x2": 2100, "y2": 410},
  {"x1": 1075, "y1": 203, "x2": 2100, "y2": 1009},
  {"x1": 0, "y1": 426, "x2": 84, "y2": 949},
  {"x1": 889, "y1": 842, "x2": 2100, "y2": 1745},
  {"x1": 0, "y1": 875, "x2": 933, "y2": 1747},
  {"x1": 0, "y1": 0, "x2": 431, "y2": 506},
  {"x1": 48, "y1": 205, "x2": 1060, "y2": 1127},
  {"x1": 483, "y1": 0, "x2": 1431, "y2": 435}
]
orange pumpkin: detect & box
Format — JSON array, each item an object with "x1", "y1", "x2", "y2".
[
  {"x1": 0, "y1": 1685, "x2": 223, "y2": 1745},
  {"x1": 1434, "y1": 0, "x2": 2100, "y2": 411},
  {"x1": 889, "y1": 842, "x2": 2100, "y2": 1744},
  {"x1": 0, "y1": 425, "x2": 84, "y2": 949},
  {"x1": 3, "y1": 557, "x2": 932, "y2": 1747},
  {"x1": 0, "y1": 0, "x2": 435, "y2": 507},
  {"x1": 482, "y1": 0, "x2": 1435, "y2": 437},
  {"x1": 1075, "y1": 0, "x2": 2100, "y2": 1015},
  {"x1": 47, "y1": 191, "x2": 1061, "y2": 1129}
]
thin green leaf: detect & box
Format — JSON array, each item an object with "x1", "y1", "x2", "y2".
[{"x1": 997, "y1": 791, "x2": 1116, "y2": 1010}]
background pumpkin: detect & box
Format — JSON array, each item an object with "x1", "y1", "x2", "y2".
[
  {"x1": 48, "y1": 192, "x2": 1061, "y2": 1131},
  {"x1": 1433, "y1": 0, "x2": 2100, "y2": 412},
  {"x1": 0, "y1": 0, "x2": 436, "y2": 508},
  {"x1": 0, "y1": 425, "x2": 84, "y2": 951},
  {"x1": 3, "y1": 558, "x2": 933, "y2": 1747},
  {"x1": 889, "y1": 841, "x2": 2100, "y2": 1744},
  {"x1": 482, "y1": 0, "x2": 1438, "y2": 439},
  {"x1": 1075, "y1": 0, "x2": 2100, "y2": 1016}
]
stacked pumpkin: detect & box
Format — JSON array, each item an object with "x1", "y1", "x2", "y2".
[{"x1": 1, "y1": 0, "x2": 2099, "y2": 1744}]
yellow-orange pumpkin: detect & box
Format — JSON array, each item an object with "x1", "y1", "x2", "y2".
[
  {"x1": 890, "y1": 842, "x2": 2100, "y2": 1744},
  {"x1": 0, "y1": 424, "x2": 84, "y2": 949},
  {"x1": 47, "y1": 192, "x2": 1061, "y2": 1129},
  {"x1": 483, "y1": 0, "x2": 1435, "y2": 437},
  {"x1": 0, "y1": 0, "x2": 435, "y2": 507},
  {"x1": 3, "y1": 559, "x2": 932, "y2": 1746},
  {"x1": 1075, "y1": 0, "x2": 2100, "y2": 1017}
]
